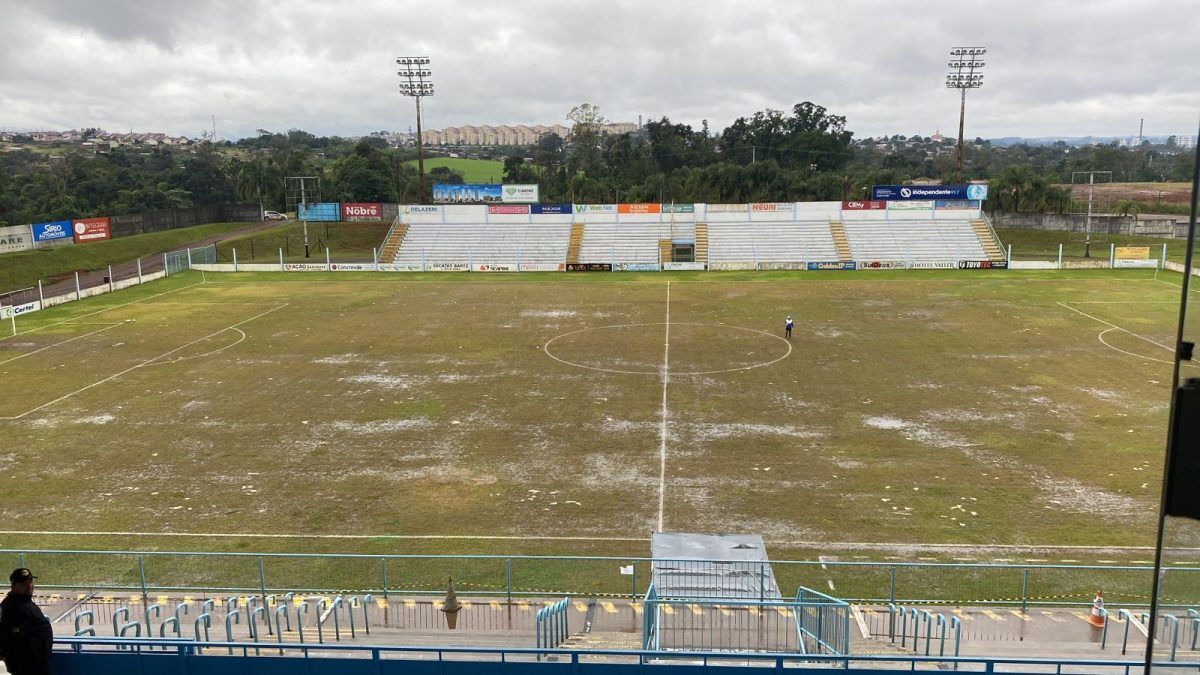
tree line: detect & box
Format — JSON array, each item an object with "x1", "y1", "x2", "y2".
[{"x1": 0, "y1": 103, "x2": 1194, "y2": 227}]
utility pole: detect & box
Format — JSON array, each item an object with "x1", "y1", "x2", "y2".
[
  {"x1": 1072, "y1": 170, "x2": 1112, "y2": 258},
  {"x1": 946, "y1": 47, "x2": 986, "y2": 183},
  {"x1": 397, "y1": 57, "x2": 433, "y2": 204}
]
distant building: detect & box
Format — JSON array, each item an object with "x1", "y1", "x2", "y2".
[{"x1": 420, "y1": 122, "x2": 637, "y2": 147}]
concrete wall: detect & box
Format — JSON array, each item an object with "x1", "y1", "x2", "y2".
[{"x1": 991, "y1": 212, "x2": 1182, "y2": 238}]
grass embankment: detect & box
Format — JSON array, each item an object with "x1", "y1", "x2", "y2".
[
  {"x1": 408, "y1": 157, "x2": 506, "y2": 183},
  {"x1": 0, "y1": 222, "x2": 251, "y2": 293},
  {"x1": 996, "y1": 227, "x2": 1189, "y2": 264},
  {"x1": 213, "y1": 221, "x2": 390, "y2": 262}
]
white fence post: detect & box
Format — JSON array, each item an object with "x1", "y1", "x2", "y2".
[
  {"x1": 1057, "y1": 243, "x2": 1063, "y2": 269},
  {"x1": 279, "y1": 248, "x2": 284, "y2": 271},
  {"x1": 75, "y1": 272, "x2": 81, "y2": 300},
  {"x1": 233, "y1": 248, "x2": 238, "y2": 272},
  {"x1": 137, "y1": 258, "x2": 143, "y2": 285},
  {"x1": 37, "y1": 280, "x2": 43, "y2": 305},
  {"x1": 1109, "y1": 243, "x2": 1115, "y2": 269},
  {"x1": 187, "y1": 247, "x2": 193, "y2": 267},
  {"x1": 325, "y1": 247, "x2": 331, "y2": 270},
  {"x1": 1006, "y1": 244, "x2": 1011, "y2": 267},
  {"x1": 1162, "y1": 243, "x2": 1168, "y2": 269},
  {"x1": 373, "y1": 247, "x2": 379, "y2": 271},
  {"x1": 108, "y1": 265, "x2": 114, "y2": 293},
  {"x1": 163, "y1": 253, "x2": 169, "y2": 276}
]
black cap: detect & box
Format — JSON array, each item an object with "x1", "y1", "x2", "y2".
[{"x1": 9, "y1": 568, "x2": 36, "y2": 584}]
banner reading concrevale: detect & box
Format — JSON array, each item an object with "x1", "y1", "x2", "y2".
[
  {"x1": 842, "y1": 201, "x2": 886, "y2": 210},
  {"x1": 618, "y1": 203, "x2": 661, "y2": 214},
  {"x1": 73, "y1": 217, "x2": 111, "y2": 243},
  {"x1": 340, "y1": 203, "x2": 382, "y2": 220}
]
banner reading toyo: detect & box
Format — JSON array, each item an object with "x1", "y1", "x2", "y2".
[
  {"x1": 340, "y1": 203, "x2": 383, "y2": 220},
  {"x1": 32, "y1": 220, "x2": 73, "y2": 243},
  {"x1": 842, "y1": 201, "x2": 886, "y2": 210},
  {"x1": 73, "y1": 217, "x2": 111, "y2": 243}
]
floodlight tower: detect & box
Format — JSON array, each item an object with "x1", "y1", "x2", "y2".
[
  {"x1": 946, "y1": 47, "x2": 986, "y2": 183},
  {"x1": 397, "y1": 56, "x2": 433, "y2": 204}
]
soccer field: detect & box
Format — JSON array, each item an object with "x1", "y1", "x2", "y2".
[{"x1": 0, "y1": 269, "x2": 1186, "y2": 560}]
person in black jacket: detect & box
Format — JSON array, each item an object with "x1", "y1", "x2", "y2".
[{"x1": 0, "y1": 568, "x2": 52, "y2": 675}]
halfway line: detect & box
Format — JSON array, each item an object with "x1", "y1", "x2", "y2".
[{"x1": 658, "y1": 281, "x2": 670, "y2": 533}]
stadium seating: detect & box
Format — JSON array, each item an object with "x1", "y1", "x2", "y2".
[
  {"x1": 842, "y1": 219, "x2": 988, "y2": 261},
  {"x1": 392, "y1": 222, "x2": 571, "y2": 266},
  {"x1": 578, "y1": 222, "x2": 695, "y2": 265},
  {"x1": 707, "y1": 221, "x2": 840, "y2": 264}
]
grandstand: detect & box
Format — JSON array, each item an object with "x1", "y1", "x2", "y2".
[{"x1": 377, "y1": 202, "x2": 1000, "y2": 269}]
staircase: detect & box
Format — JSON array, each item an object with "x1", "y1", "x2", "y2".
[
  {"x1": 566, "y1": 223, "x2": 585, "y2": 265},
  {"x1": 378, "y1": 223, "x2": 410, "y2": 263},
  {"x1": 659, "y1": 239, "x2": 673, "y2": 265},
  {"x1": 972, "y1": 219, "x2": 1006, "y2": 262},
  {"x1": 561, "y1": 631, "x2": 643, "y2": 651},
  {"x1": 829, "y1": 221, "x2": 852, "y2": 262},
  {"x1": 694, "y1": 223, "x2": 709, "y2": 268}
]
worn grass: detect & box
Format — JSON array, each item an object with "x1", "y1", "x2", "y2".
[
  {"x1": 212, "y1": 221, "x2": 390, "y2": 263},
  {"x1": 0, "y1": 268, "x2": 1191, "y2": 599},
  {"x1": 0, "y1": 222, "x2": 252, "y2": 293}
]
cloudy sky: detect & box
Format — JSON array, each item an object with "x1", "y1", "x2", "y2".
[{"x1": 1, "y1": 0, "x2": 1197, "y2": 141}]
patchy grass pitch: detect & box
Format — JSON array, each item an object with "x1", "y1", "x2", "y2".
[{"x1": 0, "y1": 269, "x2": 1186, "y2": 563}]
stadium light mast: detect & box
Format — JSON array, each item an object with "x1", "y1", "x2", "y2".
[
  {"x1": 946, "y1": 47, "x2": 986, "y2": 183},
  {"x1": 397, "y1": 56, "x2": 433, "y2": 204}
]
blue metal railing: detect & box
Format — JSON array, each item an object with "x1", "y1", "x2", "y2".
[
  {"x1": 535, "y1": 597, "x2": 570, "y2": 650},
  {"x1": 54, "y1": 635, "x2": 1162, "y2": 674},
  {"x1": 793, "y1": 586, "x2": 850, "y2": 655}
]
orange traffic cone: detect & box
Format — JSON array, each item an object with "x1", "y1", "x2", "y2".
[{"x1": 1087, "y1": 591, "x2": 1106, "y2": 628}]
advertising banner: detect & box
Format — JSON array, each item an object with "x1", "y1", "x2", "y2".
[
  {"x1": 618, "y1": 203, "x2": 661, "y2": 214},
  {"x1": 487, "y1": 204, "x2": 530, "y2": 215},
  {"x1": 574, "y1": 204, "x2": 617, "y2": 214},
  {"x1": 709, "y1": 262, "x2": 755, "y2": 271},
  {"x1": 1114, "y1": 259, "x2": 1158, "y2": 269},
  {"x1": 1115, "y1": 246, "x2": 1151, "y2": 260},
  {"x1": 751, "y1": 202, "x2": 792, "y2": 212},
  {"x1": 530, "y1": 203, "x2": 572, "y2": 214},
  {"x1": 706, "y1": 204, "x2": 746, "y2": 213},
  {"x1": 842, "y1": 201, "x2": 886, "y2": 210},
  {"x1": 857, "y1": 260, "x2": 906, "y2": 270},
  {"x1": 566, "y1": 263, "x2": 612, "y2": 272},
  {"x1": 502, "y1": 184, "x2": 539, "y2": 203},
  {"x1": 72, "y1": 217, "x2": 111, "y2": 243},
  {"x1": 615, "y1": 262, "x2": 660, "y2": 272},
  {"x1": 909, "y1": 260, "x2": 957, "y2": 269},
  {"x1": 872, "y1": 184, "x2": 988, "y2": 201},
  {"x1": 934, "y1": 199, "x2": 982, "y2": 210},
  {"x1": 887, "y1": 200, "x2": 935, "y2": 210},
  {"x1": 340, "y1": 203, "x2": 383, "y2": 220},
  {"x1": 662, "y1": 262, "x2": 705, "y2": 271},
  {"x1": 32, "y1": 220, "x2": 73, "y2": 243},
  {"x1": 807, "y1": 261, "x2": 857, "y2": 271},
  {"x1": 0, "y1": 224, "x2": 32, "y2": 253},
  {"x1": 434, "y1": 184, "x2": 502, "y2": 203},
  {"x1": 474, "y1": 263, "x2": 517, "y2": 272},
  {"x1": 428, "y1": 262, "x2": 469, "y2": 272},
  {"x1": 328, "y1": 263, "x2": 374, "y2": 271},
  {"x1": 958, "y1": 260, "x2": 1008, "y2": 269},
  {"x1": 518, "y1": 263, "x2": 566, "y2": 272},
  {"x1": 377, "y1": 263, "x2": 424, "y2": 272},
  {"x1": 758, "y1": 262, "x2": 807, "y2": 271},
  {"x1": 661, "y1": 203, "x2": 695, "y2": 213},
  {"x1": 0, "y1": 301, "x2": 41, "y2": 320},
  {"x1": 297, "y1": 203, "x2": 340, "y2": 221},
  {"x1": 283, "y1": 263, "x2": 328, "y2": 271},
  {"x1": 402, "y1": 205, "x2": 442, "y2": 215}
]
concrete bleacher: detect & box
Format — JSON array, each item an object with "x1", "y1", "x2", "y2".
[
  {"x1": 577, "y1": 222, "x2": 694, "y2": 265},
  {"x1": 842, "y1": 219, "x2": 987, "y2": 261},
  {"x1": 392, "y1": 222, "x2": 570, "y2": 266},
  {"x1": 707, "y1": 221, "x2": 839, "y2": 265}
]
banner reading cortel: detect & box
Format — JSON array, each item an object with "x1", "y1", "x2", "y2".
[
  {"x1": 32, "y1": 220, "x2": 73, "y2": 244},
  {"x1": 72, "y1": 217, "x2": 111, "y2": 243},
  {"x1": 0, "y1": 301, "x2": 40, "y2": 320},
  {"x1": 872, "y1": 184, "x2": 988, "y2": 201},
  {"x1": 0, "y1": 224, "x2": 33, "y2": 254}
]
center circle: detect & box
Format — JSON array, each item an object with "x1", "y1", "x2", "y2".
[{"x1": 543, "y1": 322, "x2": 792, "y2": 376}]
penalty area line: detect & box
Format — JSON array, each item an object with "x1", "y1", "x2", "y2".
[{"x1": 0, "y1": 281, "x2": 206, "y2": 343}]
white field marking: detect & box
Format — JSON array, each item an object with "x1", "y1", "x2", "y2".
[
  {"x1": 0, "y1": 304, "x2": 287, "y2": 420},
  {"x1": 0, "y1": 323, "x2": 122, "y2": 366},
  {"x1": 1096, "y1": 328, "x2": 1192, "y2": 368},
  {"x1": 4, "y1": 528, "x2": 1195, "y2": 555},
  {"x1": 542, "y1": 322, "x2": 792, "y2": 376},
  {"x1": 657, "y1": 282, "x2": 670, "y2": 533},
  {"x1": 1057, "y1": 302, "x2": 1176, "y2": 351},
  {"x1": 850, "y1": 605, "x2": 871, "y2": 639},
  {"x1": 141, "y1": 328, "x2": 246, "y2": 366},
  {"x1": 198, "y1": 274, "x2": 1163, "y2": 286},
  {"x1": 0, "y1": 281, "x2": 205, "y2": 342},
  {"x1": 1066, "y1": 301, "x2": 1181, "y2": 304}
]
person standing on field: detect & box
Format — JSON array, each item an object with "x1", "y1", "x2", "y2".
[
  {"x1": 784, "y1": 316, "x2": 794, "y2": 339},
  {"x1": 0, "y1": 568, "x2": 53, "y2": 675}
]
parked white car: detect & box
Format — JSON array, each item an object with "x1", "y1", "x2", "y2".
[{"x1": 263, "y1": 211, "x2": 288, "y2": 221}]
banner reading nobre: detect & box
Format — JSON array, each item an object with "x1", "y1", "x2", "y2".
[{"x1": 340, "y1": 203, "x2": 383, "y2": 221}]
